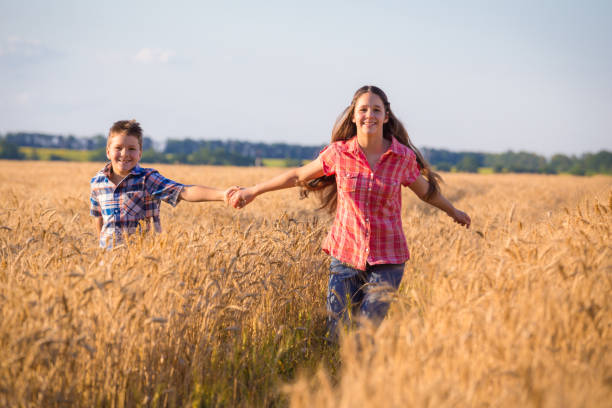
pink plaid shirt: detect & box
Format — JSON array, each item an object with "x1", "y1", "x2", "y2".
[{"x1": 319, "y1": 137, "x2": 420, "y2": 270}]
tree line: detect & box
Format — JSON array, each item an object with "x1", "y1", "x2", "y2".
[
  {"x1": 423, "y1": 148, "x2": 612, "y2": 175},
  {"x1": 1, "y1": 132, "x2": 610, "y2": 174}
]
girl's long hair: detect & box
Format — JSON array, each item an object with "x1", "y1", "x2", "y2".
[{"x1": 301, "y1": 85, "x2": 441, "y2": 212}]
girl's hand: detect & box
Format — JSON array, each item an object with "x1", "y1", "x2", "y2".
[
  {"x1": 450, "y1": 208, "x2": 471, "y2": 228},
  {"x1": 223, "y1": 186, "x2": 242, "y2": 205},
  {"x1": 231, "y1": 187, "x2": 256, "y2": 209}
]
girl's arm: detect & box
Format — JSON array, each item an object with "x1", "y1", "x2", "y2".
[
  {"x1": 231, "y1": 158, "x2": 325, "y2": 208},
  {"x1": 180, "y1": 185, "x2": 239, "y2": 203},
  {"x1": 408, "y1": 176, "x2": 471, "y2": 227}
]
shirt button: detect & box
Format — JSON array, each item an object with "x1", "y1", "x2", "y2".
[
  {"x1": 366, "y1": 248, "x2": 369, "y2": 252},
  {"x1": 114, "y1": 208, "x2": 120, "y2": 214},
  {"x1": 366, "y1": 218, "x2": 369, "y2": 222}
]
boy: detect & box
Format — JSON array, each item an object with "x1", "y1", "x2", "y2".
[{"x1": 90, "y1": 119, "x2": 237, "y2": 248}]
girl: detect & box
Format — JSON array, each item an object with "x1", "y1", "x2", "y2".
[{"x1": 230, "y1": 86, "x2": 471, "y2": 339}]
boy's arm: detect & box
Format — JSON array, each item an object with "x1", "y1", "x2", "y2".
[
  {"x1": 146, "y1": 170, "x2": 237, "y2": 205},
  {"x1": 90, "y1": 185, "x2": 103, "y2": 236},
  {"x1": 408, "y1": 176, "x2": 471, "y2": 227},
  {"x1": 94, "y1": 217, "x2": 103, "y2": 236},
  {"x1": 179, "y1": 185, "x2": 239, "y2": 203}
]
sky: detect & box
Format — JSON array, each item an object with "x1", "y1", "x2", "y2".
[{"x1": 1, "y1": 0, "x2": 611, "y2": 156}]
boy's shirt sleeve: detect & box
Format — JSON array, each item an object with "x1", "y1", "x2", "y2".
[
  {"x1": 144, "y1": 171, "x2": 185, "y2": 207},
  {"x1": 90, "y1": 182, "x2": 102, "y2": 217},
  {"x1": 318, "y1": 144, "x2": 337, "y2": 176}
]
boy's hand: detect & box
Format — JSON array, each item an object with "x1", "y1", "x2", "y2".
[
  {"x1": 450, "y1": 208, "x2": 471, "y2": 228},
  {"x1": 224, "y1": 186, "x2": 242, "y2": 205},
  {"x1": 231, "y1": 187, "x2": 256, "y2": 209}
]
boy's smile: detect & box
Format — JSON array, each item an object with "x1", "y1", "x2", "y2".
[{"x1": 106, "y1": 132, "x2": 142, "y2": 179}]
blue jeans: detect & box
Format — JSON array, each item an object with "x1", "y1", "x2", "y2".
[{"x1": 326, "y1": 257, "x2": 405, "y2": 340}]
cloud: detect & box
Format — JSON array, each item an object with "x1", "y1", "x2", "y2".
[
  {"x1": 132, "y1": 48, "x2": 175, "y2": 64},
  {"x1": 0, "y1": 36, "x2": 48, "y2": 58},
  {"x1": 0, "y1": 36, "x2": 61, "y2": 67},
  {"x1": 15, "y1": 91, "x2": 31, "y2": 106}
]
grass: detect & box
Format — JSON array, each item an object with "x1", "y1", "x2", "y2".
[
  {"x1": 477, "y1": 166, "x2": 494, "y2": 174},
  {"x1": 0, "y1": 161, "x2": 610, "y2": 407},
  {"x1": 19, "y1": 146, "x2": 95, "y2": 161},
  {"x1": 261, "y1": 158, "x2": 310, "y2": 167},
  {"x1": 17, "y1": 150, "x2": 310, "y2": 168}
]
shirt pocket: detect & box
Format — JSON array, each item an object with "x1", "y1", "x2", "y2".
[
  {"x1": 376, "y1": 176, "x2": 400, "y2": 200},
  {"x1": 122, "y1": 191, "x2": 145, "y2": 218},
  {"x1": 338, "y1": 171, "x2": 359, "y2": 193}
]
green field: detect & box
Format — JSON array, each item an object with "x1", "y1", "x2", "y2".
[
  {"x1": 13, "y1": 149, "x2": 494, "y2": 173},
  {"x1": 261, "y1": 158, "x2": 310, "y2": 167},
  {"x1": 19, "y1": 147, "x2": 95, "y2": 161},
  {"x1": 18, "y1": 148, "x2": 313, "y2": 168}
]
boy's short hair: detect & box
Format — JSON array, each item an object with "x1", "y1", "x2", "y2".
[{"x1": 108, "y1": 119, "x2": 143, "y2": 149}]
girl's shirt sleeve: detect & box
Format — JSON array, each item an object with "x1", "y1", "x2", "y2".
[
  {"x1": 318, "y1": 144, "x2": 337, "y2": 176},
  {"x1": 401, "y1": 149, "x2": 421, "y2": 186},
  {"x1": 144, "y1": 171, "x2": 185, "y2": 207}
]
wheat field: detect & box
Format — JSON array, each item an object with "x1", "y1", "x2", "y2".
[{"x1": 0, "y1": 160, "x2": 610, "y2": 407}]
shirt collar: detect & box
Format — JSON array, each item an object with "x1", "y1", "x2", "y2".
[
  {"x1": 347, "y1": 135, "x2": 404, "y2": 156},
  {"x1": 347, "y1": 136, "x2": 361, "y2": 154},
  {"x1": 102, "y1": 162, "x2": 144, "y2": 178},
  {"x1": 388, "y1": 137, "x2": 405, "y2": 155}
]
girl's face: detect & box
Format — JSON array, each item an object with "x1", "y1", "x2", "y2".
[
  {"x1": 352, "y1": 92, "x2": 388, "y2": 137},
  {"x1": 106, "y1": 132, "x2": 142, "y2": 177}
]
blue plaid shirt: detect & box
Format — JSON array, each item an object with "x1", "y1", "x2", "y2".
[{"x1": 90, "y1": 163, "x2": 184, "y2": 248}]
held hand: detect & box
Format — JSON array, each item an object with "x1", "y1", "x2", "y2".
[
  {"x1": 450, "y1": 208, "x2": 471, "y2": 228},
  {"x1": 230, "y1": 187, "x2": 256, "y2": 209},
  {"x1": 223, "y1": 186, "x2": 242, "y2": 205}
]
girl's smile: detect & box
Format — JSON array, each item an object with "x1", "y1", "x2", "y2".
[{"x1": 352, "y1": 92, "x2": 388, "y2": 136}]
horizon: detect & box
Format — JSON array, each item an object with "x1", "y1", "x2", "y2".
[
  {"x1": 1, "y1": 1, "x2": 611, "y2": 157},
  {"x1": 3, "y1": 129, "x2": 609, "y2": 159}
]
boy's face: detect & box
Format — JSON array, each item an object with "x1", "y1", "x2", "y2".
[{"x1": 106, "y1": 132, "x2": 142, "y2": 177}]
